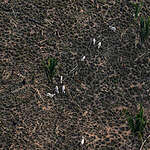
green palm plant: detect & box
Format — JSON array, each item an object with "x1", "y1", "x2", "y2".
[
  {"x1": 132, "y1": 2, "x2": 143, "y2": 19},
  {"x1": 42, "y1": 57, "x2": 57, "y2": 82},
  {"x1": 140, "y1": 16, "x2": 150, "y2": 45},
  {"x1": 124, "y1": 104, "x2": 147, "y2": 141}
]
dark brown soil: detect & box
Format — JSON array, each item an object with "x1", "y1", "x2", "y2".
[{"x1": 0, "y1": 0, "x2": 150, "y2": 149}]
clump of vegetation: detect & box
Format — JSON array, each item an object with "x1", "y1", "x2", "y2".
[
  {"x1": 132, "y1": 1, "x2": 150, "y2": 46},
  {"x1": 132, "y1": 2, "x2": 143, "y2": 19},
  {"x1": 42, "y1": 57, "x2": 57, "y2": 82},
  {"x1": 124, "y1": 104, "x2": 147, "y2": 141},
  {"x1": 140, "y1": 16, "x2": 150, "y2": 45}
]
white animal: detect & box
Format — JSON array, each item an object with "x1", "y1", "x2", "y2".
[
  {"x1": 81, "y1": 56, "x2": 86, "y2": 61},
  {"x1": 47, "y1": 93, "x2": 55, "y2": 98},
  {"x1": 62, "y1": 85, "x2": 65, "y2": 93}
]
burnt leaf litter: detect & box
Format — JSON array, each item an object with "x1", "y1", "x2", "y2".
[{"x1": 0, "y1": 0, "x2": 150, "y2": 149}]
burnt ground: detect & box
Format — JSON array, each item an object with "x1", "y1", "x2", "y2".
[{"x1": 0, "y1": 0, "x2": 150, "y2": 149}]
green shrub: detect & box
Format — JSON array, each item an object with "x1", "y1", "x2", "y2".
[
  {"x1": 132, "y1": 2, "x2": 143, "y2": 19},
  {"x1": 140, "y1": 16, "x2": 150, "y2": 45},
  {"x1": 124, "y1": 104, "x2": 147, "y2": 141},
  {"x1": 42, "y1": 57, "x2": 57, "y2": 82}
]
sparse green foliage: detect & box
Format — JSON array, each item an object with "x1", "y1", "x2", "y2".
[
  {"x1": 124, "y1": 104, "x2": 147, "y2": 140},
  {"x1": 127, "y1": 115, "x2": 135, "y2": 133},
  {"x1": 42, "y1": 57, "x2": 57, "y2": 82},
  {"x1": 132, "y1": 1, "x2": 150, "y2": 46},
  {"x1": 133, "y1": 2, "x2": 143, "y2": 19},
  {"x1": 140, "y1": 16, "x2": 150, "y2": 45}
]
